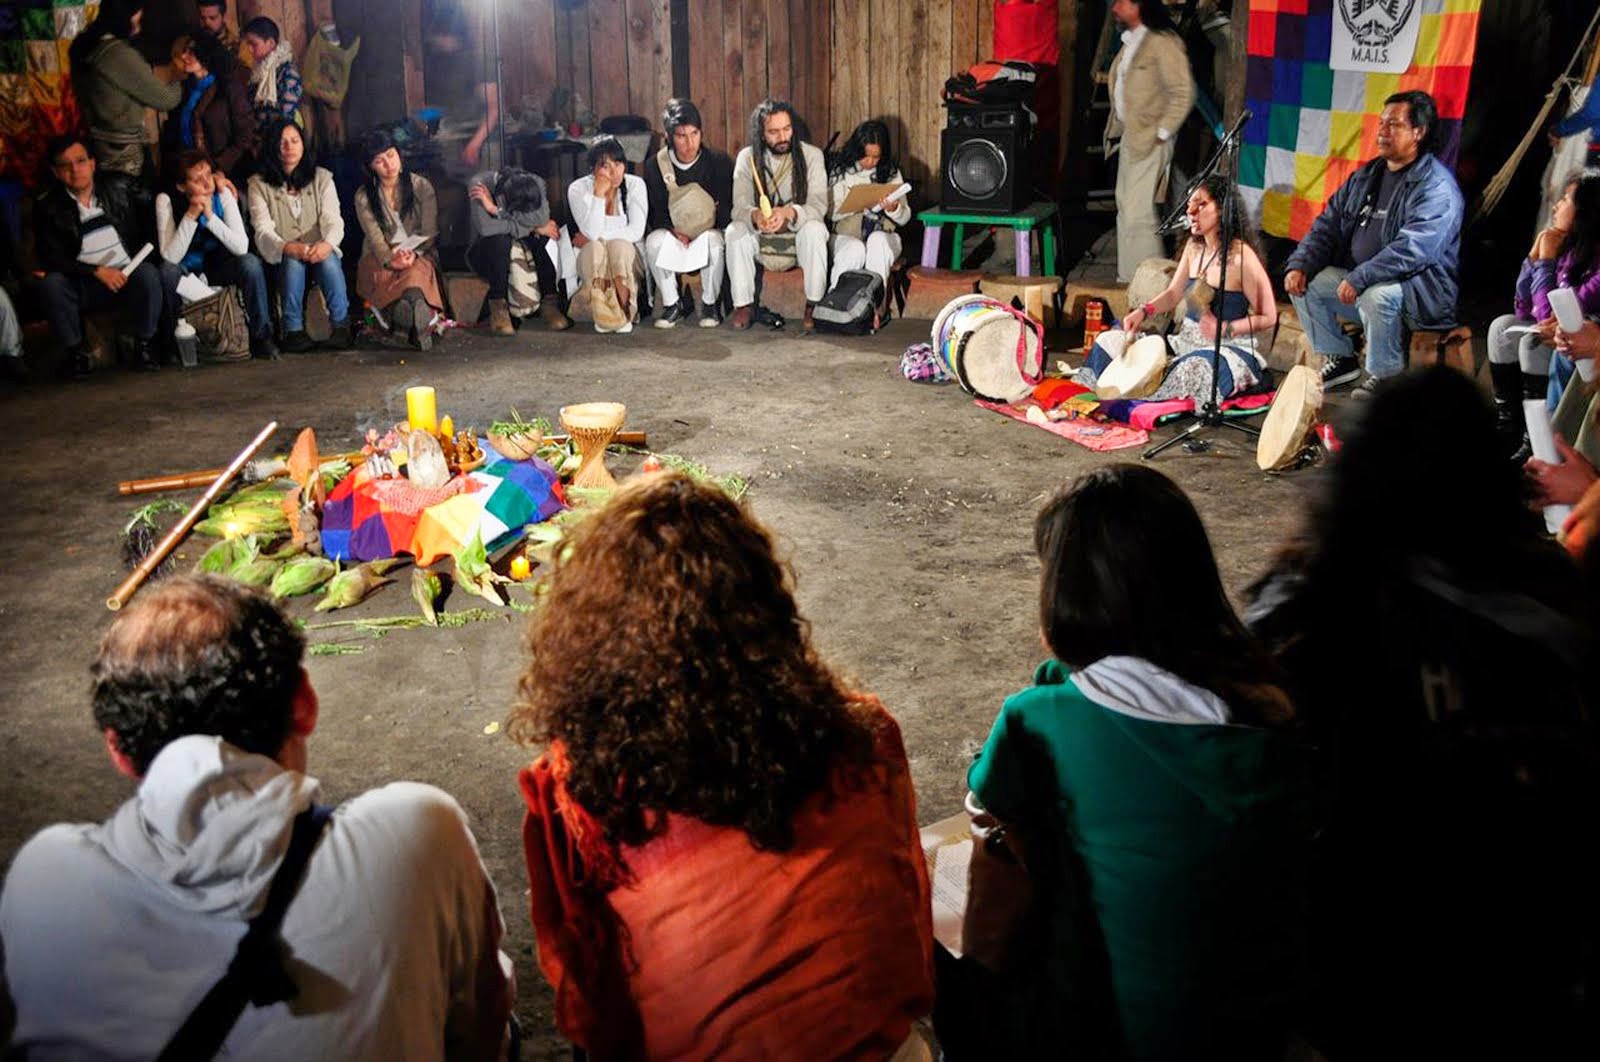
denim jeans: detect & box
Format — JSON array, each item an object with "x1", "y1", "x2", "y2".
[
  {"x1": 278, "y1": 254, "x2": 349, "y2": 331},
  {"x1": 1289, "y1": 265, "x2": 1406, "y2": 379},
  {"x1": 203, "y1": 250, "x2": 272, "y2": 338}
]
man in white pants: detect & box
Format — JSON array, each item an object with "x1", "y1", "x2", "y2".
[
  {"x1": 726, "y1": 99, "x2": 830, "y2": 332},
  {"x1": 1105, "y1": 0, "x2": 1193, "y2": 283},
  {"x1": 643, "y1": 98, "x2": 734, "y2": 328}
]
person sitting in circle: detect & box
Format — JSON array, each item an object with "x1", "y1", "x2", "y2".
[
  {"x1": 247, "y1": 118, "x2": 351, "y2": 352},
  {"x1": 512, "y1": 473, "x2": 935, "y2": 1059},
  {"x1": 826, "y1": 119, "x2": 911, "y2": 292},
  {"x1": 1078, "y1": 173, "x2": 1276, "y2": 403},
  {"x1": 353, "y1": 129, "x2": 446, "y2": 352}
]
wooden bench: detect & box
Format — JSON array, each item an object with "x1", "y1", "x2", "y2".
[
  {"x1": 1409, "y1": 325, "x2": 1478, "y2": 378},
  {"x1": 979, "y1": 274, "x2": 1064, "y2": 327}
]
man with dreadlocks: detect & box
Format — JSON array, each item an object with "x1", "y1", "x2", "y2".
[{"x1": 726, "y1": 99, "x2": 830, "y2": 332}]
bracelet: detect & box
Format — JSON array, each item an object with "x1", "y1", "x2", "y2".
[{"x1": 1141, "y1": 301, "x2": 1156, "y2": 317}]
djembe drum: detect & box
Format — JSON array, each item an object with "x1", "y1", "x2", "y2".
[{"x1": 560, "y1": 402, "x2": 628, "y2": 489}]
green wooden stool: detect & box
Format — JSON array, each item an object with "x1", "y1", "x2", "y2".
[{"x1": 917, "y1": 201, "x2": 1058, "y2": 276}]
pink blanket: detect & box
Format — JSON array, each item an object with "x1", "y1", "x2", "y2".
[{"x1": 976, "y1": 398, "x2": 1150, "y2": 451}]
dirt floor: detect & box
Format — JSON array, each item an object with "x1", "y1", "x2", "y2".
[{"x1": 0, "y1": 309, "x2": 1319, "y2": 1055}]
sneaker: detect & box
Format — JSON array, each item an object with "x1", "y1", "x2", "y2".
[
  {"x1": 655, "y1": 300, "x2": 692, "y2": 329},
  {"x1": 1349, "y1": 373, "x2": 1381, "y2": 400},
  {"x1": 616, "y1": 317, "x2": 634, "y2": 335},
  {"x1": 323, "y1": 323, "x2": 352, "y2": 350},
  {"x1": 755, "y1": 306, "x2": 785, "y2": 330},
  {"x1": 1320, "y1": 355, "x2": 1362, "y2": 389},
  {"x1": 699, "y1": 301, "x2": 722, "y2": 328},
  {"x1": 730, "y1": 304, "x2": 755, "y2": 330},
  {"x1": 250, "y1": 331, "x2": 280, "y2": 360},
  {"x1": 280, "y1": 329, "x2": 315, "y2": 354}
]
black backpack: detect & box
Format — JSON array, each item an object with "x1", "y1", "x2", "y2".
[{"x1": 813, "y1": 270, "x2": 885, "y2": 335}]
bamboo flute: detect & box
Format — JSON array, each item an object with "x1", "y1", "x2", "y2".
[{"x1": 106, "y1": 422, "x2": 279, "y2": 611}]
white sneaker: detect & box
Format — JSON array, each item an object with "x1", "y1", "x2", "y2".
[{"x1": 616, "y1": 319, "x2": 634, "y2": 335}]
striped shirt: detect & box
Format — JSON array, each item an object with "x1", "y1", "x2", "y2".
[{"x1": 76, "y1": 197, "x2": 131, "y2": 270}]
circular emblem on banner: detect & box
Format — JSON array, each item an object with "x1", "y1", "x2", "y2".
[{"x1": 1338, "y1": 0, "x2": 1417, "y2": 48}]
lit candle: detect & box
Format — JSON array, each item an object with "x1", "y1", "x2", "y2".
[
  {"x1": 405, "y1": 386, "x2": 438, "y2": 434},
  {"x1": 439, "y1": 414, "x2": 455, "y2": 439},
  {"x1": 509, "y1": 555, "x2": 531, "y2": 581}
]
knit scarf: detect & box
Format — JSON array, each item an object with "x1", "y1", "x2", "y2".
[{"x1": 250, "y1": 41, "x2": 293, "y2": 108}]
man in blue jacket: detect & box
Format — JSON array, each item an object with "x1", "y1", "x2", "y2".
[{"x1": 1284, "y1": 90, "x2": 1463, "y2": 394}]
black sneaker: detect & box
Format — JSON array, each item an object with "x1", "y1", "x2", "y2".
[
  {"x1": 655, "y1": 299, "x2": 692, "y2": 329},
  {"x1": 755, "y1": 306, "x2": 785, "y2": 330},
  {"x1": 698, "y1": 301, "x2": 723, "y2": 328},
  {"x1": 1320, "y1": 355, "x2": 1362, "y2": 389},
  {"x1": 323, "y1": 323, "x2": 352, "y2": 350},
  {"x1": 250, "y1": 331, "x2": 280, "y2": 360},
  {"x1": 280, "y1": 330, "x2": 315, "y2": 354}
]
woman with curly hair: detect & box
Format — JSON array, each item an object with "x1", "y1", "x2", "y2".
[{"x1": 511, "y1": 473, "x2": 933, "y2": 1060}]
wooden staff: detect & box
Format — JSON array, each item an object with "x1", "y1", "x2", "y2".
[
  {"x1": 107, "y1": 422, "x2": 279, "y2": 611},
  {"x1": 116, "y1": 433, "x2": 651, "y2": 495}
]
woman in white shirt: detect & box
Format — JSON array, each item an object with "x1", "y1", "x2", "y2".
[
  {"x1": 568, "y1": 135, "x2": 647, "y2": 333},
  {"x1": 826, "y1": 121, "x2": 912, "y2": 290},
  {"x1": 156, "y1": 148, "x2": 276, "y2": 358}
]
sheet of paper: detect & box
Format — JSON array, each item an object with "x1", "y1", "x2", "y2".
[
  {"x1": 920, "y1": 811, "x2": 971, "y2": 958},
  {"x1": 393, "y1": 233, "x2": 431, "y2": 253},
  {"x1": 176, "y1": 273, "x2": 219, "y2": 304},
  {"x1": 121, "y1": 243, "x2": 153, "y2": 276},
  {"x1": 653, "y1": 231, "x2": 711, "y2": 273},
  {"x1": 839, "y1": 182, "x2": 902, "y2": 215},
  {"x1": 1547, "y1": 287, "x2": 1584, "y2": 333},
  {"x1": 1502, "y1": 325, "x2": 1539, "y2": 336}
]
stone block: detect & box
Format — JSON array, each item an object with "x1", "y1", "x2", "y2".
[{"x1": 901, "y1": 266, "x2": 983, "y2": 320}]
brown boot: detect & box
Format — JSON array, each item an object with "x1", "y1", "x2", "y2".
[
  {"x1": 539, "y1": 302, "x2": 572, "y2": 331},
  {"x1": 487, "y1": 298, "x2": 514, "y2": 336},
  {"x1": 731, "y1": 304, "x2": 755, "y2": 330},
  {"x1": 802, "y1": 301, "x2": 817, "y2": 333}
]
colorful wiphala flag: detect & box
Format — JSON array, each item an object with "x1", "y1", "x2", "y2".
[{"x1": 1239, "y1": 0, "x2": 1482, "y2": 240}]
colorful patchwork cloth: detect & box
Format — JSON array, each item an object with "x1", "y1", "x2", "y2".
[
  {"x1": 1239, "y1": 0, "x2": 1481, "y2": 240},
  {"x1": 322, "y1": 446, "x2": 565, "y2": 564},
  {"x1": 0, "y1": 0, "x2": 86, "y2": 186},
  {"x1": 976, "y1": 398, "x2": 1150, "y2": 451}
]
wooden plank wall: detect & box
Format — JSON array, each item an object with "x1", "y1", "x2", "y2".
[{"x1": 828, "y1": 0, "x2": 993, "y2": 195}]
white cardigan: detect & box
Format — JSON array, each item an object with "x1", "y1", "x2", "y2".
[
  {"x1": 156, "y1": 189, "x2": 250, "y2": 265},
  {"x1": 567, "y1": 173, "x2": 647, "y2": 243}
]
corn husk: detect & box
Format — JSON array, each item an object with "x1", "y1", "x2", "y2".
[
  {"x1": 313, "y1": 562, "x2": 395, "y2": 612},
  {"x1": 229, "y1": 557, "x2": 282, "y2": 588},
  {"x1": 411, "y1": 567, "x2": 444, "y2": 626},
  {"x1": 196, "y1": 534, "x2": 259, "y2": 574},
  {"x1": 452, "y1": 532, "x2": 508, "y2": 607},
  {"x1": 271, "y1": 556, "x2": 338, "y2": 598}
]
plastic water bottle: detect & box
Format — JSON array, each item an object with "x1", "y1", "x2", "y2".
[{"x1": 174, "y1": 319, "x2": 198, "y2": 368}]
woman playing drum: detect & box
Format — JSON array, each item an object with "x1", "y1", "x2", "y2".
[{"x1": 1083, "y1": 174, "x2": 1277, "y2": 402}]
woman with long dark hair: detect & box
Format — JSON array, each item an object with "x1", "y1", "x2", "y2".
[
  {"x1": 247, "y1": 118, "x2": 351, "y2": 351},
  {"x1": 353, "y1": 129, "x2": 444, "y2": 350},
  {"x1": 1079, "y1": 172, "x2": 1277, "y2": 402},
  {"x1": 512, "y1": 473, "x2": 933, "y2": 1059},
  {"x1": 950, "y1": 464, "x2": 1310, "y2": 1061},
  {"x1": 68, "y1": 0, "x2": 180, "y2": 180},
  {"x1": 1245, "y1": 367, "x2": 1594, "y2": 1057},
  {"x1": 1487, "y1": 168, "x2": 1600, "y2": 458},
  {"x1": 826, "y1": 119, "x2": 912, "y2": 291}
]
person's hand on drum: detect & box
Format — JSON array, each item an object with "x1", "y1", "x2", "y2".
[{"x1": 1121, "y1": 305, "x2": 1148, "y2": 333}]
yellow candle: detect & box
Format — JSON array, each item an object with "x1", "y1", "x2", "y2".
[
  {"x1": 509, "y1": 555, "x2": 531, "y2": 581},
  {"x1": 406, "y1": 386, "x2": 438, "y2": 434},
  {"x1": 439, "y1": 414, "x2": 455, "y2": 439}
]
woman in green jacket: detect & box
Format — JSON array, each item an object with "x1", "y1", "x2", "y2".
[
  {"x1": 956, "y1": 464, "x2": 1312, "y2": 1062},
  {"x1": 68, "y1": 0, "x2": 180, "y2": 180}
]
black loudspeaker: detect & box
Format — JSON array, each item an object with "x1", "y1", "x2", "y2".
[{"x1": 940, "y1": 105, "x2": 1030, "y2": 214}]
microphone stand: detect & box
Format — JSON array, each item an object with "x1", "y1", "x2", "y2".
[{"x1": 1144, "y1": 109, "x2": 1260, "y2": 459}]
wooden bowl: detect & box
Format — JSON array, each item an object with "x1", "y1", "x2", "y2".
[
  {"x1": 488, "y1": 430, "x2": 542, "y2": 461},
  {"x1": 559, "y1": 402, "x2": 627, "y2": 433}
]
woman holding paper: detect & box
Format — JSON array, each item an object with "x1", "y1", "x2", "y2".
[
  {"x1": 1486, "y1": 171, "x2": 1600, "y2": 460},
  {"x1": 827, "y1": 121, "x2": 912, "y2": 290},
  {"x1": 354, "y1": 129, "x2": 445, "y2": 352},
  {"x1": 511, "y1": 473, "x2": 933, "y2": 1059}
]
